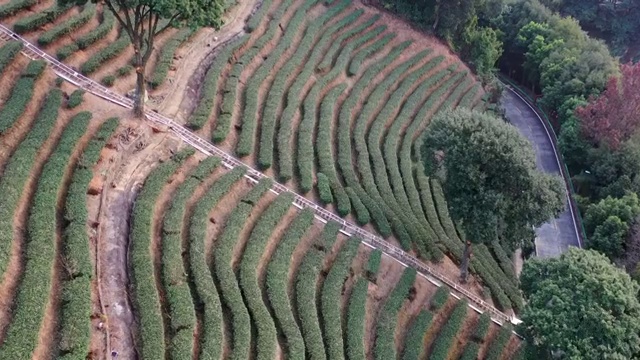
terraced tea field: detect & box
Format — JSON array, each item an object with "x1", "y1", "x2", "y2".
[{"x1": 0, "y1": 0, "x2": 524, "y2": 357}]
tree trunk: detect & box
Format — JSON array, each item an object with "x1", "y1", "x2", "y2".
[
  {"x1": 134, "y1": 68, "x2": 145, "y2": 118},
  {"x1": 460, "y1": 241, "x2": 472, "y2": 284}
]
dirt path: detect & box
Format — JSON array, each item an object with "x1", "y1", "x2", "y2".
[{"x1": 393, "y1": 275, "x2": 437, "y2": 356}]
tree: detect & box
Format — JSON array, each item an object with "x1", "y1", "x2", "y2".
[
  {"x1": 583, "y1": 193, "x2": 640, "y2": 259},
  {"x1": 461, "y1": 25, "x2": 503, "y2": 76},
  {"x1": 421, "y1": 108, "x2": 565, "y2": 282},
  {"x1": 576, "y1": 63, "x2": 640, "y2": 149},
  {"x1": 520, "y1": 248, "x2": 640, "y2": 359},
  {"x1": 62, "y1": 0, "x2": 225, "y2": 117}
]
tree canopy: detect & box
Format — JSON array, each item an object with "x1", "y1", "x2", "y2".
[
  {"x1": 583, "y1": 193, "x2": 640, "y2": 259},
  {"x1": 421, "y1": 108, "x2": 564, "y2": 281},
  {"x1": 521, "y1": 248, "x2": 640, "y2": 359},
  {"x1": 61, "y1": 0, "x2": 226, "y2": 116}
]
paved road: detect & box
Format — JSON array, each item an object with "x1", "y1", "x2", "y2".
[{"x1": 501, "y1": 89, "x2": 581, "y2": 258}]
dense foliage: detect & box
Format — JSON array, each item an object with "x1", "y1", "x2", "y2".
[
  {"x1": 422, "y1": 108, "x2": 565, "y2": 281},
  {"x1": 521, "y1": 248, "x2": 640, "y2": 359}
]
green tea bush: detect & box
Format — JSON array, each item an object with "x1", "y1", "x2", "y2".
[
  {"x1": 485, "y1": 325, "x2": 513, "y2": 360},
  {"x1": 129, "y1": 153, "x2": 188, "y2": 360},
  {"x1": 374, "y1": 268, "x2": 416, "y2": 360},
  {"x1": 246, "y1": 0, "x2": 273, "y2": 32},
  {"x1": 58, "y1": 119, "x2": 118, "y2": 358},
  {"x1": 0, "y1": 111, "x2": 91, "y2": 358},
  {"x1": 345, "y1": 277, "x2": 367, "y2": 360},
  {"x1": 57, "y1": 10, "x2": 115, "y2": 60},
  {"x1": 316, "y1": 11, "x2": 374, "y2": 72},
  {"x1": 256, "y1": 0, "x2": 334, "y2": 169},
  {"x1": 101, "y1": 74, "x2": 115, "y2": 87},
  {"x1": 295, "y1": 249, "x2": 327, "y2": 360},
  {"x1": 428, "y1": 300, "x2": 468, "y2": 360},
  {"x1": 0, "y1": 41, "x2": 22, "y2": 74},
  {"x1": 458, "y1": 83, "x2": 481, "y2": 108},
  {"x1": 320, "y1": 239, "x2": 360, "y2": 360},
  {"x1": 459, "y1": 341, "x2": 481, "y2": 360},
  {"x1": 13, "y1": 3, "x2": 71, "y2": 34},
  {"x1": 81, "y1": 33, "x2": 130, "y2": 74},
  {"x1": 336, "y1": 43, "x2": 411, "y2": 237},
  {"x1": 472, "y1": 312, "x2": 492, "y2": 343},
  {"x1": 239, "y1": 192, "x2": 294, "y2": 360},
  {"x1": 348, "y1": 33, "x2": 395, "y2": 76},
  {"x1": 366, "y1": 249, "x2": 382, "y2": 275},
  {"x1": 116, "y1": 64, "x2": 133, "y2": 77},
  {"x1": 268, "y1": 6, "x2": 359, "y2": 180},
  {"x1": 277, "y1": 8, "x2": 375, "y2": 181},
  {"x1": 187, "y1": 165, "x2": 245, "y2": 358},
  {"x1": 317, "y1": 173, "x2": 333, "y2": 204},
  {"x1": 0, "y1": 0, "x2": 37, "y2": 19},
  {"x1": 187, "y1": 36, "x2": 246, "y2": 131},
  {"x1": 401, "y1": 310, "x2": 433, "y2": 360},
  {"x1": 38, "y1": 3, "x2": 96, "y2": 46},
  {"x1": 430, "y1": 287, "x2": 449, "y2": 311},
  {"x1": 67, "y1": 89, "x2": 85, "y2": 108},
  {"x1": 236, "y1": 0, "x2": 304, "y2": 156},
  {"x1": 0, "y1": 90, "x2": 62, "y2": 280},
  {"x1": 345, "y1": 187, "x2": 370, "y2": 225},
  {"x1": 490, "y1": 240, "x2": 517, "y2": 283},
  {"x1": 211, "y1": 178, "x2": 271, "y2": 359},
  {"x1": 295, "y1": 223, "x2": 340, "y2": 360},
  {"x1": 150, "y1": 28, "x2": 194, "y2": 88},
  {"x1": 266, "y1": 209, "x2": 314, "y2": 358}
]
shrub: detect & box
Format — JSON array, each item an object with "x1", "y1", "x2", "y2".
[
  {"x1": 213, "y1": 177, "x2": 271, "y2": 359},
  {"x1": 38, "y1": 3, "x2": 96, "y2": 46},
  {"x1": 0, "y1": 90, "x2": 62, "y2": 283},
  {"x1": 116, "y1": 64, "x2": 134, "y2": 77},
  {"x1": 317, "y1": 173, "x2": 333, "y2": 204},
  {"x1": 0, "y1": 111, "x2": 91, "y2": 358},
  {"x1": 67, "y1": 89, "x2": 85, "y2": 108},
  {"x1": 266, "y1": 209, "x2": 314, "y2": 358},
  {"x1": 295, "y1": 225, "x2": 340, "y2": 360},
  {"x1": 277, "y1": 8, "x2": 374, "y2": 181},
  {"x1": 58, "y1": 118, "x2": 118, "y2": 359},
  {"x1": 366, "y1": 249, "x2": 382, "y2": 276},
  {"x1": 187, "y1": 36, "x2": 247, "y2": 131},
  {"x1": 0, "y1": 61, "x2": 49, "y2": 134},
  {"x1": 101, "y1": 75, "x2": 115, "y2": 87},
  {"x1": 320, "y1": 239, "x2": 360, "y2": 360},
  {"x1": 13, "y1": 3, "x2": 71, "y2": 34},
  {"x1": 246, "y1": 0, "x2": 273, "y2": 32},
  {"x1": 490, "y1": 240, "x2": 518, "y2": 283},
  {"x1": 430, "y1": 287, "x2": 449, "y2": 311},
  {"x1": 472, "y1": 312, "x2": 492, "y2": 343},
  {"x1": 76, "y1": 10, "x2": 115, "y2": 49},
  {"x1": 268, "y1": 6, "x2": 363, "y2": 181},
  {"x1": 485, "y1": 325, "x2": 513, "y2": 360},
  {"x1": 345, "y1": 277, "x2": 367, "y2": 360},
  {"x1": 150, "y1": 28, "x2": 194, "y2": 88},
  {"x1": 187, "y1": 165, "x2": 245, "y2": 358},
  {"x1": 256, "y1": 0, "x2": 335, "y2": 170},
  {"x1": 348, "y1": 33, "x2": 395, "y2": 76},
  {"x1": 0, "y1": 0, "x2": 37, "y2": 19},
  {"x1": 402, "y1": 310, "x2": 433, "y2": 360},
  {"x1": 459, "y1": 341, "x2": 481, "y2": 360},
  {"x1": 345, "y1": 187, "x2": 370, "y2": 225},
  {"x1": 458, "y1": 83, "x2": 482, "y2": 108},
  {"x1": 81, "y1": 33, "x2": 130, "y2": 74},
  {"x1": 0, "y1": 41, "x2": 22, "y2": 73},
  {"x1": 374, "y1": 268, "x2": 417, "y2": 360},
  {"x1": 239, "y1": 192, "x2": 294, "y2": 360},
  {"x1": 315, "y1": 11, "x2": 373, "y2": 72},
  {"x1": 428, "y1": 300, "x2": 468, "y2": 360}
]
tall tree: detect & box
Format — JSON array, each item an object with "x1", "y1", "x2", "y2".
[
  {"x1": 421, "y1": 108, "x2": 564, "y2": 282},
  {"x1": 62, "y1": 0, "x2": 225, "y2": 116},
  {"x1": 576, "y1": 62, "x2": 640, "y2": 149},
  {"x1": 521, "y1": 248, "x2": 640, "y2": 359}
]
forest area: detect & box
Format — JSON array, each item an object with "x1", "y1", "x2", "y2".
[{"x1": 378, "y1": 0, "x2": 640, "y2": 358}]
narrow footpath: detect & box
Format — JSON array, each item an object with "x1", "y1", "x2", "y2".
[{"x1": 502, "y1": 88, "x2": 581, "y2": 258}]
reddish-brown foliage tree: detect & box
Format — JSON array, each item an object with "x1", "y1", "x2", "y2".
[{"x1": 576, "y1": 63, "x2": 640, "y2": 149}]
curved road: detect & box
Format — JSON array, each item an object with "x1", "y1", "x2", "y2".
[{"x1": 502, "y1": 88, "x2": 581, "y2": 258}]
